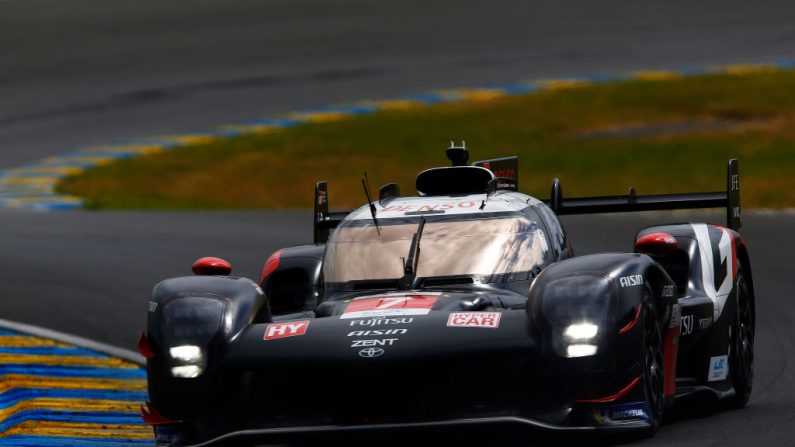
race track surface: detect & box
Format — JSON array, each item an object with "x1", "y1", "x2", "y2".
[
  {"x1": 3, "y1": 0, "x2": 795, "y2": 169},
  {"x1": 2, "y1": 1, "x2": 795, "y2": 445}
]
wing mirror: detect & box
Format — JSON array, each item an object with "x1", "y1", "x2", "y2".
[
  {"x1": 635, "y1": 232, "x2": 679, "y2": 257},
  {"x1": 192, "y1": 257, "x2": 232, "y2": 276}
]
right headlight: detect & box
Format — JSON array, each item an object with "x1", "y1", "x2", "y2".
[
  {"x1": 562, "y1": 323, "x2": 599, "y2": 357},
  {"x1": 565, "y1": 343, "x2": 598, "y2": 358},
  {"x1": 563, "y1": 323, "x2": 598, "y2": 340}
]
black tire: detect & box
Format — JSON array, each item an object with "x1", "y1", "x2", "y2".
[
  {"x1": 641, "y1": 289, "x2": 665, "y2": 435},
  {"x1": 729, "y1": 265, "x2": 754, "y2": 408}
]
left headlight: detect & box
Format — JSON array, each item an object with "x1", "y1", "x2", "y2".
[{"x1": 168, "y1": 345, "x2": 205, "y2": 378}]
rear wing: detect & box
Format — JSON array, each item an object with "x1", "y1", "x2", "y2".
[
  {"x1": 472, "y1": 156, "x2": 519, "y2": 191},
  {"x1": 545, "y1": 159, "x2": 741, "y2": 231},
  {"x1": 313, "y1": 181, "x2": 349, "y2": 244}
]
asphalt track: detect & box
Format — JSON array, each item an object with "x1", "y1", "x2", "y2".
[
  {"x1": 2, "y1": 0, "x2": 795, "y2": 445},
  {"x1": 3, "y1": 0, "x2": 795, "y2": 169}
]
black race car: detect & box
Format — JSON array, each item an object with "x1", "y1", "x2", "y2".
[{"x1": 139, "y1": 144, "x2": 755, "y2": 446}]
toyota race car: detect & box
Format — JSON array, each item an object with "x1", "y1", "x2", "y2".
[{"x1": 139, "y1": 144, "x2": 755, "y2": 446}]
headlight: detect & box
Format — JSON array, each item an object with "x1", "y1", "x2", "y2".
[
  {"x1": 168, "y1": 345, "x2": 205, "y2": 378},
  {"x1": 563, "y1": 323, "x2": 598, "y2": 357},
  {"x1": 563, "y1": 323, "x2": 598, "y2": 340},
  {"x1": 169, "y1": 345, "x2": 203, "y2": 363},
  {"x1": 170, "y1": 365, "x2": 204, "y2": 378},
  {"x1": 566, "y1": 343, "x2": 598, "y2": 358}
]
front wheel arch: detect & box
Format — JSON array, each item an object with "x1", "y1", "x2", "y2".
[
  {"x1": 728, "y1": 262, "x2": 754, "y2": 407},
  {"x1": 640, "y1": 285, "x2": 665, "y2": 435}
]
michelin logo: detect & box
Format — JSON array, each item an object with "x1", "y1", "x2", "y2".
[{"x1": 597, "y1": 402, "x2": 649, "y2": 425}]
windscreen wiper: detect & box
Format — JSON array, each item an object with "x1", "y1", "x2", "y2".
[
  {"x1": 402, "y1": 217, "x2": 426, "y2": 288},
  {"x1": 361, "y1": 173, "x2": 380, "y2": 236}
]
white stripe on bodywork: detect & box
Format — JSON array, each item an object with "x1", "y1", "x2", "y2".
[{"x1": 691, "y1": 224, "x2": 734, "y2": 321}]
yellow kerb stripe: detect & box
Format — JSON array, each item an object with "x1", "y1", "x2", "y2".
[
  {"x1": 0, "y1": 375, "x2": 146, "y2": 392},
  {"x1": 84, "y1": 145, "x2": 166, "y2": 155},
  {"x1": 41, "y1": 156, "x2": 118, "y2": 165},
  {"x1": 460, "y1": 89, "x2": 508, "y2": 102},
  {"x1": 536, "y1": 79, "x2": 593, "y2": 91},
  {"x1": 5, "y1": 166, "x2": 84, "y2": 176},
  {"x1": 633, "y1": 70, "x2": 683, "y2": 81},
  {"x1": 150, "y1": 134, "x2": 218, "y2": 146},
  {"x1": 0, "y1": 421, "x2": 151, "y2": 440},
  {"x1": 0, "y1": 177, "x2": 59, "y2": 185},
  {"x1": 289, "y1": 111, "x2": 350, "y2": 123},
  {"x1": 0, "y1": 398, "x2": 141, "y2": 420},
  {"x1": 373, "y1": 99, "x2": 424, "y2": 111},
  {"x1": 0, "y1": 353, "x2": 138, "y2": 368},
  {"x1": 0, "y1": 336, "x2": 69, "y2": 348},
  {"x1": 722, "y1": 64, "x2": 780, "y2": 75},
  {"x1": 5, "y1": 196, "x2": 83, "y2": 205},
  {"x1": 219, "y1": 124, "x2": 279, "y2": 134}
]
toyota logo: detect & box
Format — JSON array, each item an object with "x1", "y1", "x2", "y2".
[{"x1": 358, "y1": 347, "x2": 385, "y2": 358}]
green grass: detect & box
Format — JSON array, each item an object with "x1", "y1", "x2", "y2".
[{"x1": 59, "y1": 69, "x2": 795, "y2": 209}]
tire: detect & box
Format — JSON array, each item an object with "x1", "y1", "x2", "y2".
[
  {"x1": 641, "y1": 289, "x2": 665, "y2": 435},
  {"x1": 729, "y1": 265, "x2": 754, "y2": 408}
]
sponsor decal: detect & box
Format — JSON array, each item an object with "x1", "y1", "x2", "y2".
[
  {"x1": 692, "y1": 224, "x2": 735, "y2": 321},
  {"x1": 349, "y1": 317, "x2": 414, "y2": 327},
  {"x1": 681, "y1": 314, "x2": 694, "y2": 336},
  {"x1": 619, "y1": 274, "x2": 643, "y2": 288},
  {"x1": 340, "y1": 294, "x2": 438, "y2": 319},
  {"x1": 597, "y1": 402, "x2": 649, "y2": 424},
  {"x1": 381, "y1": 201, "x2": 476, "y2": 213},
  {"x1": 263, "y1": 320, "x2": 310, "y2": 340},
  {"x1": 148, "y1": 301, "x2": 158, "y2": 312},
  {"x1": 699, "y1": 316, "x2": 713, "y2": 329},
  {"x1": 251, "y1": 283, "x2": 264, "y2": 295},
  {"x1": 446, "y1": 312, "x2": 502, "y2": 328},
  {"x1": 661, "y1": 284, "x2": 676, "y2": 298},
  {"x1": 351, "y1": 338, "x2": 399, "y2": 347},
  {"x1": 347, "y1": 329, "x2": 408, "y2": 337},
  {"x1": 359, "y1": 347, "x2": 384, "y2": 358},
  {"x1": 668, "y1": 304, "x2": 682, "y2": 329},
  {"x1": 708, "y1": 355, "x2": 729, "y2": 381}
]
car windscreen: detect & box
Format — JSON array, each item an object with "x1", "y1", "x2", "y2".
[{"x1": 323, "y1": 215, "x2": 550, "y2": 290}]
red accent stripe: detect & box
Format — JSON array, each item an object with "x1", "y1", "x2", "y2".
[
  {"x1": 575, "y1": 376, "x2": 642, "y2": 403},
  {"x1": 618, "y1": 304, "x2": 642, "y2": 335},
  {"x1": 663, "y1": 325, "x2": 679, "y2": 397},
  {"x1": 137, "y1": 332, "x2": 154, "y2": 359},
  {"x1": 259, "y1": 248, "x2": 284, "y2": 283},
  {"x1": 728, "y1": 229, "x2": 738, "y2": 277},
  {"x1": 141, "y1": 402, "x2": 182, "y2": 425}
]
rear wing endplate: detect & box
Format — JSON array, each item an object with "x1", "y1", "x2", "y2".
[
  {"x1": 546, "y1": 159, "x2": 741, "y2": 231},
  {"x1": 314, "y1": 181, "x2": 349, "y2": 244},
  {"x1": 472, "y1": 156, "x2": 519, "y2": 191}
]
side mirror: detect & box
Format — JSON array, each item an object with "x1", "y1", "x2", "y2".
[{"x1": 192, "y1": 257, "x2": 232, "y2": 276}]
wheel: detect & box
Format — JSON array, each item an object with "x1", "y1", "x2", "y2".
[
  {"x1": 642, "y1": 290, "x2": 665, "y2": 434},
  {"x1": 729, "y1": 265, "x2": 754, "y2": 407}
]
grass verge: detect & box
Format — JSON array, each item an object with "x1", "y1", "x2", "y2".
[{"x1": 59, "y1": 69, "x2": 795, "y2": 209}]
